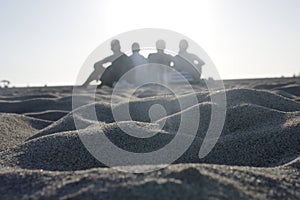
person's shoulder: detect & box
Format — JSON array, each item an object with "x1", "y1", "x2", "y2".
[
  {"x1": 190, "y1": 53, "x2": 205, "y2": 64},
  {"x1": 141, "y1": 55, "x2": 147, "y2": 61},
  {"x1": 148, "y1": 53, "x2": 157, "y2": 60},
  {"x1": 120, "y1": 53, "x2": 129, "y2": 57},
  {"x1": 136, "y1": 53, "x2": 147, "y2": 59},
  {"x1": 148, "y1": 53, "x2": 155, "y2": 57},
  {"x1": 129, "y1": 52, "x2": 137, "y2": 58},
  {"x1": 173, "y1": 54, "x2": 183, "y2": 60},
  {"x1": 188, "y1": 53, "x2": 202, "y2": 60},
  {"x1": 94, "y1": 60, "x2": 102, "y2": 65},
  {"x1": 166, "y1": 53, "x2": 174, "y2": 58},
  {"x1": 120, "y1": 53, "x2": 133, "y2": 64},
  {"x1": 116, "y1": 53, "x2": 130, "y2": 61}
]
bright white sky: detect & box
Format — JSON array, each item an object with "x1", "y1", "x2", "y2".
[{"x1": 0, "y1": 0, "x2": 299, "y2": 86}]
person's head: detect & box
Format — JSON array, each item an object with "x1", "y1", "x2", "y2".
[
  {"x1": 156, "y1": 39, "x2": 166, "y2": 51},
  {"x1": 179, "y1": 39, "x2": 189, "y2": 51},
  {"x1": 131, "y1": 42, "x2": 140, "y2": 52},
  {"x1": 111, "y1": 39, "x2": 121, "y2": 52}
]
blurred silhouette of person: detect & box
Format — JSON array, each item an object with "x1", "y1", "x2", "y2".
[
  {"x1": 174, "y1": 39, "x2": 205, "y2": 83},
  {"x1": 148, "y1": 39, "x2": 174, "y2": 83},
  {"x1": 82, "y1": 40, "x2": 133, "y2": 88},
  {"x1": 0, "y1": 80, "x2": 10, "y2": 88},
  {"x1": 129, "y1": 42, "x2": 148, "y2": 85}
]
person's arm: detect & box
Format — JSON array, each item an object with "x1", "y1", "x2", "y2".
[
  {"x1": 94, "y1": 55, "x2": 115, "y2": 70},
  {"x1": 190, "y1": 54, "x2": 205, "y2": 66}
]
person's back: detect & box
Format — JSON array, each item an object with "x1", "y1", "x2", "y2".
[
  {"x1": 148, "y1": 52, "x2": 172, "y2": 66},
  {"x1": 111, "y1": 53, "x2": 133, "y2": 81},
  {"x1": 147, "y1": 40, "x2": 173, "y2": 83},
  {"x1": 100, "y1": 53, "x2": 133, "y2": 87},
  {"x1": 129, "y1": 43, "x2": 148, "y2": 66},
  {"x1": 174, "y1": 54, "x2": 201, "y2": 83},
  {"x1": 174, "y1": 39, "x2": 204, "y2": 84},
  {"x1": 129, "y1": 43, "x2": 148, "y2": 85}
]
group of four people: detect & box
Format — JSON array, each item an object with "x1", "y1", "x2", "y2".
[{"x1": 82, "y1": 39, "x2": 205, "y2": 88}]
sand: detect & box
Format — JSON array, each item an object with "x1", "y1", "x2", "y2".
[{"x1": 0, "y1": 77, "x2": 299, "y2": 199}]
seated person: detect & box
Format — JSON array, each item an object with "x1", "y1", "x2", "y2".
[
  {"x1": 147, "y1": 40, "x2": 174, "y2": 83},
  {"x1": 174, "y1": 39, "x2": 205, "y2": 84},
  {"x1": 129, "y1": 42, "x2": 148, "y2": 85},
  {"x1": 82, "y1": 40, "x2": 133, "y2": 88}
]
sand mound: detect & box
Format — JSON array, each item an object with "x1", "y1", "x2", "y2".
[
  {"x1": 29, "y1": 102, "x2": 114, "y2": 139},
  {"x1": 284, "y1": 156, "x2": 300, "y2": 170},
  {"x1": 0, "y1": 94, "x2": 95, "y2": 115},
  {"x1": 31, "y1": 88, "x2": 300, "y2": 138},
  {"x1": 0, "y1": 122, "x2": 175, "y2": 171},
  {"x1": 200, "y1": 111, "x2": 300, "y2": 167},
  {"x1": 1, "y1": 81, "x2": 300, "y2": 199},
  {"x1": 254, "y1": 81, "x2": 296, "y2": 90},
  {"x1": 27, "y1": 114, "x2": 90, "y2": 140},
  {"x1": 2, "y1": 106, "x2": 299, "y2": 170},
  {"x1": 1, "y1": 88, "x2": 300, "y2": 164},
  {"x1": 219, "y1": 89, "x2": 300, "y2": 111},
  {"x1": 0, "y1": 98, "x2": 71, "y2": 114},
  {"x1": 159, "y1": 102, "x2": 300, "y2": 167},
  {"x1": 25, "y1": 110, "x2": 69, "y2": 121},
  {"x1": 276, "y1": 84, "x2": 300, "y2": 97},
  {"x1": 0, "y1": 130, "x2": 103, "y2": 171},
  {"x1": 5, "y1": 88, "x2": 294, "y2": 170},
  {"x1": 127, "y1": 89, "x2": 300, "y2": 167},
  {"x1": 0, "y1": 94, "x2": 59, "y2": 101},
  {"x1": 0, "y1": 163, "x2": 299, "y2": 199},
  {"x1": 0, "y1": 113, "x2": 51, "y2": 151},
  {"x1": 272, "y1": 90, "x2": 297, "y2": 100}
]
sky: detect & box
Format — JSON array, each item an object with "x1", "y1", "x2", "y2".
[{"x1": 0, "y1": 0, "x2": 299, "y2": 86}]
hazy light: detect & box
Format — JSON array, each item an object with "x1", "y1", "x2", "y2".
[{"x1": 0, "y1": 0, "x2": 299, "y2": 86}]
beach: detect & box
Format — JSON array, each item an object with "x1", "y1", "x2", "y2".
[{"x1": 0, "y1": 77, "x2": 299, "y2": 199}]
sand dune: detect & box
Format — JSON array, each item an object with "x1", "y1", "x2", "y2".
[
  {"x1": 276, "y1": 84, "x2": 300, "y2": 97},
  {"x1": 25, "y1": 110, "x2": 69, "y2": 121},
  {"x1": 0, "y1": 113, "x2": 50, "y2": 151},
  {"x1": 284, "y1": 156, "x2": 300, "y2": 170},
  {"x1": 1, "y1": 87, "x2": 299, "y2": 171},
  {"x1": 0, "y1": 163, "x2": 298, "y2": 199},
  {"x1": 0, "y1": 78, "x2": 299, "y2": 199}
]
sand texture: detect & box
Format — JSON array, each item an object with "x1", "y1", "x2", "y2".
[{"x1": 0, "y1": 78, "x2": 299, "y2": 199}]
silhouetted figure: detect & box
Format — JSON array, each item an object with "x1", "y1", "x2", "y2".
[
  {"x1": 82, "y1": 40, "x2": 133, "y2": 88},
  {"x1": 147, "y1": 40, "x2": 174, "y2": 83},
  {"x1": 0, "y1": 80, "x2": 10, "y2": 88},
  {"x1": 174, "y1": 39, "x2": 205, "y2": 84},
  {"x1": 129, "y1": 43, "x2": 148, "y2": 85}
]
